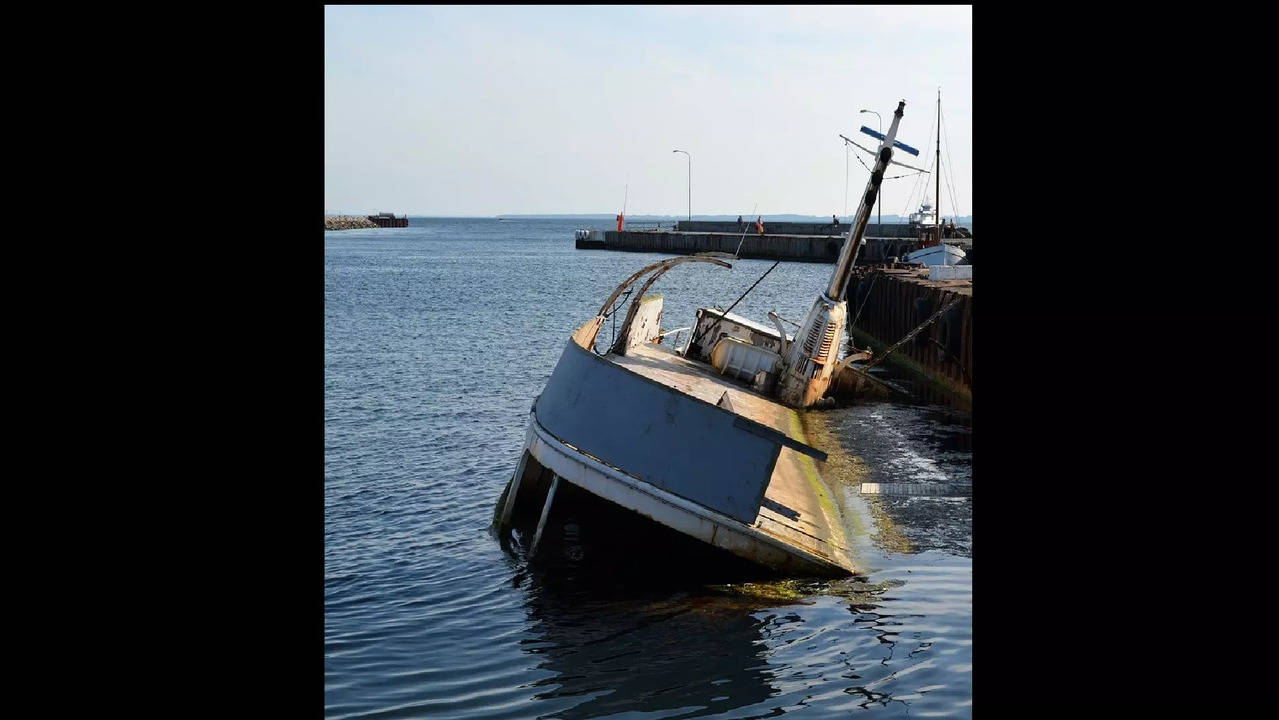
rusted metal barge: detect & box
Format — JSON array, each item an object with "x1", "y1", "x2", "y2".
[{"x1": 496, "y1": 99, "x2": 926, "y2": 577}]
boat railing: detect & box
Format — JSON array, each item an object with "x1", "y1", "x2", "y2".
[{"x1": 654, "y1": 325, "x2": 691, "y2": 351}]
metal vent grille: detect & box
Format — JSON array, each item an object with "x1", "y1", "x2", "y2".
[
  {"x1": 803, "y1": 321, "x2": 822, "y2": 356},
  {"x1": 817, "y1": 322, "x2": 837, "y2": 361}
]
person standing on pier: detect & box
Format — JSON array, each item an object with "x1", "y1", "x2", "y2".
[
  {"x1": 617, "y1": 213, "x2": 624, "y2": 232},
  {"x1": 737, "y1": 215, "x2": 744, "y2": 231},
  {"x1": 756, "y1": 216, "x2": 765, "y2": 235},
  {"x1": 832, "y1": 214, "x2": 839, "y2": 228}
]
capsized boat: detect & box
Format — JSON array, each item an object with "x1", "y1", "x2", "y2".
[{"x1": 495, "y1": 100, "x2": 919, "y2": 577}]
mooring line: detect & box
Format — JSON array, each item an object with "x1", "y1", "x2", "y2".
[
  {"x1": 689, "y1": 258, "x2": 781, "y2": 352},
  {"x1": 860, "y1": 294, "x2": 963, "y2": 372}
]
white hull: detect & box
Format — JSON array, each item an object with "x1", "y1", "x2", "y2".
[{"x1": 903, "y1": 243, "x2": 966, "y2": 266}]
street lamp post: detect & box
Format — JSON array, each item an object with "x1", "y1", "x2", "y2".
[
  {"x1": 859, "y1": 109, "x2": 882, "y2": 232},
  {"x1": 672, "y1": 149, "x2": 690, "y2": 223}
]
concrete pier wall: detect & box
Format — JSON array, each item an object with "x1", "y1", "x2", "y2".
[
  {"x1": 599, "y1": 230, "x2": 965, "y2": 265},
  {"x1": 675, "y1": 221, "x2": 920, "y2": 238}
]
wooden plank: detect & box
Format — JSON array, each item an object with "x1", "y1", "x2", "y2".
[
  {"x1": 497, "y1": 451, "x2": 529, "y2": 531},
  {"x1": 529, "y1": 475, "x2": 560, "y2": 557}
]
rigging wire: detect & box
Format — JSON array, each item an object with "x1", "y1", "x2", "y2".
[
  {"x1": 732, "y1": 203, "x2": 759, "y2": 258},
  {"x1": 900, "y1": 105, "x2": 936, "y2": 218},
  {"x1": 850, "y1": 148, "x2": 923, "y2": 182},
  {"x1": 902, "y1": 146, "x2": 937, "y2": 220},
  {"x1": 597, "y1": 288, "x2": 634, "y2": 355},
  {"x1": 939, "y1": 103, "x2": 963, "y2": 219},
  {"x1": 688, "y1": 259, "x2": 782, "y2": 353}
]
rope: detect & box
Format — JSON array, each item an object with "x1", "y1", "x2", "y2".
[
  {"x1": 901, "y1": 105, "x2": 938, "y2": 218},
  {"x1": 597, "y1": 289, "x2": 633, "y2": 355},
  {"x1": 688, "y1": 260, "x2": 781, "y2": 352},
  {"x1": 732, "y1": 202, "x2": 759, "y2": 258},
  {"x1": 940, "y1": 104, "x2": 963, "y2": 219},
  {"x1": 851, "y1": 149, "x2": 924, "y2": 182},
  {"x1": 860, "y1": 294, "x2": 962, "y2": 372}
]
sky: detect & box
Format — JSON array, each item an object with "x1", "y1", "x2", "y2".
[{"x1": 325, "y1": 5, "x2": 972, "y2": 219}]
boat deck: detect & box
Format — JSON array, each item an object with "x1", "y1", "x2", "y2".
[{"x1": 610, "y1": 341, "x2": 854, "y2": 572}]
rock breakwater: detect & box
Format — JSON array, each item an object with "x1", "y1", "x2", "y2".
[{"x1": 325, "y1": 216, "x2": 378, "y2": 231}]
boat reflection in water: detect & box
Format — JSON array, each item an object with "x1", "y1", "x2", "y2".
[
  {"x1": 505, "y1": 483, "x2": 775, "y2": 717},
  {"x1": 510, "y1": 545, "x2": 962, "y2": 717}
]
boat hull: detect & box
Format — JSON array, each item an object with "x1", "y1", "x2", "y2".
[
  {"x1": 497, "y1": 321, "x2": 856, "y2": 577},
  {"x1": 902, "y1": 243, "x2": 966, "y2": 266},
  {"x1": 517, "y1": 417, "x2": 850, "y2": 576}
]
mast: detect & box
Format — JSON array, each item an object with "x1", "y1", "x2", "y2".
[
  {"x1": 826, "y1": 100, "x2": 907, "y2": 301},
  {"x1": 935, "y1": 88, "x2": 941, "y2": 242},
  {"x1": 776, "y1": 100, "x2": 908, "y2": 409}
]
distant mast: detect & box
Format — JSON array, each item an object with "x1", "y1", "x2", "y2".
[{"x1": 935, "y1": 88, "x2": 941, "y2": 243}]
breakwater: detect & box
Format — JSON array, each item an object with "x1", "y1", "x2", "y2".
[
  {"x1": 325, "y1": 216, "x2": 378, "y2": 231},
  {"x1": 843, "y1": 266, "x2": 972, "y2": 401},
  {"x1": 584, "y1": 229, "x2": 970, "y2": 264},
  {"x1": 325, "y1": 213, "x2": 410, "y2": 231},
  {"x1": 675, "y1": 220, "x2": 921, "y2": 238}
]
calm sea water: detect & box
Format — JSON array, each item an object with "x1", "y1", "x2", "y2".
[{"x1": 325, "y1": 218, "x2": 972, "y2": 719}]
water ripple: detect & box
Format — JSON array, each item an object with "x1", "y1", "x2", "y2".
[{"x1": 326, "y1": 219, "x2": 971, "y2": 718}]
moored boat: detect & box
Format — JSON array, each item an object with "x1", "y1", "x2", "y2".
[{"x1": 903, "y1": 242, "x2": 966, "y2": 266}]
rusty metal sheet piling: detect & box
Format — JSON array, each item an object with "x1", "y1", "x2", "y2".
[{"x1": 844, "y1": 266, "x2": 972, "y2": 400}]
